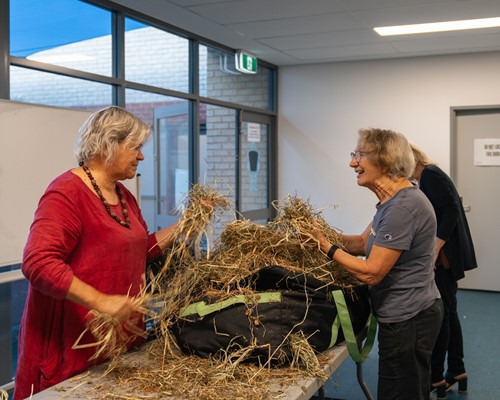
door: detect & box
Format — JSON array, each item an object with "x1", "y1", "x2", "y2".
[
  {"x1": 154, "y1": 103, "x2": 190, "y2": 230},
  {"x1": 239, "y1": 111, "x2": 275, "y2": 223},
  {"x1": 452, "y1": 107, "x2": 500, "y2": 291}
]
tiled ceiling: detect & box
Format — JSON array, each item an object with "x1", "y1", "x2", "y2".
[{"x1": 111, "y1": 0, "x2": 500, "y2": 66}]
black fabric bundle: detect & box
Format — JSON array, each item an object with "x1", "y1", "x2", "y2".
[{"x1": 172, "y1": 265, "x2": 371, "y2": 365}]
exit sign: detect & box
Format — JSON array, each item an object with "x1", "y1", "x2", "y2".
[{"x1": 235, "y1": 50, "x2": 258, "y2": 74}]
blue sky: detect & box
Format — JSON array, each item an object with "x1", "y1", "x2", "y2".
[{"x1": 10, "y1": 0, "x2": 144, "y2": 57}]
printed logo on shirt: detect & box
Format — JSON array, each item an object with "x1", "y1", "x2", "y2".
[{"x1": 384, "y1": 234, "x2": 393, "y2": 240}]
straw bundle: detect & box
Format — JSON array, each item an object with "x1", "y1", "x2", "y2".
[
  {"x1": 75, "y1": 185, "x2": 365, "y2": 399},
  {"x1": 72, "y1": 292, "x2": 154, "y2": 362},
  {"x1": 72, "y1": 339, "x2": 333, "y2": 400},
  {"x1": 160, "y1": 183, "x2": 232, "y2": 271}
]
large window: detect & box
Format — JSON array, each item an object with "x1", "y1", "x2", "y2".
[
  {"x1": 10, "y1": 0, "x2": 113, "y2": 76},
  {"x1": 1, "y1": 0, "x2": 277, "y2": 391},
  {"x1": 10, "y1": 66, "x2": 111, "y2": 109},
  {"x1": 125, "y1": 19, "x2": 190, "y2": 93}
]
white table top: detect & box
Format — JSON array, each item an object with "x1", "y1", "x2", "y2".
[{"x1": 31, "y1": 341, "x2": 350, "y2": 400}]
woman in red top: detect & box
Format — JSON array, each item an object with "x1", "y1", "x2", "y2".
[{"x1": 14, "y1": 106, "x2": 186, "y2": 399}]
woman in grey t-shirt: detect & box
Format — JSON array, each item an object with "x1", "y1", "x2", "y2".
[{"x1": 311, "y1": 128, "x2": 443, "y2": 400}]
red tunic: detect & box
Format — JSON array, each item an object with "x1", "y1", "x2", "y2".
[{"x1": 13, "y1": 171, "x2": 162, "y2": 400}]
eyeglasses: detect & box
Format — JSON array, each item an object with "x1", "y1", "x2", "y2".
[{"x1": 350, "y1": 150, "x2": 371, "y2": 162}]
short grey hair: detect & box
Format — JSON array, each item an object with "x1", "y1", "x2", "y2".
[
  {"x1": 358, "y1": 128, "x2": 415, "y2": 179},
  {"x1": 75, "y1": 106, "x2": 151, "y2": 165}
]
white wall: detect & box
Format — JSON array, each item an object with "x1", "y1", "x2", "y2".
[
  {"x1": 278, "y1": 51, "x2": 500, "y2": 234},
  {"x1": 0, "y1": 100, "x2": 139, "y2": 267}
]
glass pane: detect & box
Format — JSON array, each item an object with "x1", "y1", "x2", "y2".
[
  {"x1": 10, "y1": 0, "x2": 112, "y2": 76},
  {"x1": 240, "y1": 121, "x2": 268, "y2": 212},
  {"x1": 0, "y1": 264, "x2": 28, "y2": 387},
  {"x1": 10, "y1": 66, "x2": 111, "y2": 109},
  {"x1": 199, "y1": 103, "x2": 237, "y2": 242},
  {"x1": 156, "y1": 106, "x2": 189, "y2": 228},
  {"x1": 200, "y1": 45, "x2": 272, "y2": 110},
  {"x1": 126, "y1": 89, "x2": 190, "y2": 231},
  {"x1": 125, "y1": 18, "x2": 189, "y2": 93}
]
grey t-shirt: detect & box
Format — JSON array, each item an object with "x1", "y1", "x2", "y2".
[{"x1": 367, "y1": 185, "x2": 440, "y2": 323}]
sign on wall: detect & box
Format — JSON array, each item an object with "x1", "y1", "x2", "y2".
[
  {"x1": 247, "y1": 122, "x2": 261, "y2": 142},
  {"x1": 235, "y1": 50, "x2": 258, "y2": 74},
  {"x1": 474, "y1": 138, "x2": 500, "y2": 166}
]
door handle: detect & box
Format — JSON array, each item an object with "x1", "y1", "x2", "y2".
[{"x1": 459, "y1": 196, "x2": 471, "y2": 212}]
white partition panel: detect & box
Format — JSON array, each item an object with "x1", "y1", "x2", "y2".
[{"x1": 0, "y1": 100, "x2": 91, "y2": 266}]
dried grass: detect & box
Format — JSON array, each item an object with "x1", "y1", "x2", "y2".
[
  {"x1": 72, "y1": 291, "x2": 154, "y2": 362},
  {"x1": 74, "y1": 186, "x2": 364, "y2": 399},
  {"x1": 67, "y1": 340, "x2": 337, "y2": 400}
]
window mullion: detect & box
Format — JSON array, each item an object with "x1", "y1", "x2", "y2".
[
  {"x1": 0, "y1": 0, "x2": 9, "y2": 99},
  {"x1": 113, "y1": 9, "x2": 125, "y2": 106}
]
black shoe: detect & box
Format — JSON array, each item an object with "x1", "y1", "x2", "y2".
[
  {"x1": 445, "y1": 372, "x2": 468, "y2": 393},
  {"x1": 431, "y1": 380, "x2": 447, "y2": 399}
]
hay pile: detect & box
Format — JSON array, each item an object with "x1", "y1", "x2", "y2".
[
  {"x1": 79, "y1": 184, "x2": 364, "y2": 399},
  {"x1": 67, "y1": 338, "x2": 340, "y2": 400}
]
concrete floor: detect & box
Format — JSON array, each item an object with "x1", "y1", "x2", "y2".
[{"x1": 319, "y1": 289, "x2": 500, "y2": 400}]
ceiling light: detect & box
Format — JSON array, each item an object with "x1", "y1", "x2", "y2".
[{"x1": 374, "y1": 16, "x2": 500, "y2": 36}]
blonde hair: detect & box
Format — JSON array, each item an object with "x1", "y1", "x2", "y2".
[
  {"x1": 410, "y1": 143, "x2": 433, "y2": 167},
  {"x1": 358, "y1": 128, "x2": 415, "y2": 179},
  {"x1": 75, "y1": 106, "x2": 151, "y2": 165}
]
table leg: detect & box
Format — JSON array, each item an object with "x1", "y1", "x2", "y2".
[{"x1": 356, "y1": 362, "x2": 374, "y2": 400}]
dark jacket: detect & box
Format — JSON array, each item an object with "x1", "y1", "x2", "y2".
[{"x1": 419, "y1": 165, "x2": 478, "y2": 281}]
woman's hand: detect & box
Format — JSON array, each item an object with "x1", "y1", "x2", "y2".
[
  {"x1": 94, "y1": 293, "x2": 145, "y2": 336},
  {"x1": 185, "y1": 198, "x2": 216, "y2": 220},
  {"x1": 94, "y1": 293, "x2": 136, "y2": 322},
  {"x1": 199, "y1": 198, "x2": 215, "y2": 213},
  {"x1": 66, "y1": 277, "x2": 145, "y2": 337},
  {"x1": 309, "y1": 220, "x2": 332, "y2": 253}
]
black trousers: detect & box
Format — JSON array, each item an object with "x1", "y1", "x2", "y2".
[
  {"x1": 431, "y1": 267, "x2": 466, "y2": 383},
  {"x1": 378, "y1": 299, "x2": 444, "y2": 400}
]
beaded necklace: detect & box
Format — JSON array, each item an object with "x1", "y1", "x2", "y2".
[{"x1": 82, "y1": 165, "x2": 130, "y2": 228}]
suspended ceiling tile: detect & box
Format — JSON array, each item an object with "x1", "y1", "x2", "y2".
[
  {"x1": 259, "y1": 29, "x2": 382, "y2": 51},
  {"x1": 226, "y1": 12, "x2": 366, "y2": 39},
  {"x1": 354, "y1": 1, "x2": 500, "y2": 26},
  {"x1": 184, "y1": 0, "x2": 347, "y2": 24},
  {"x1": 388, "y1": 31, "x2": 500, "y2": 53},
  {"x1": 284, "y1": 42, "x2": 398, "y2": 62}
]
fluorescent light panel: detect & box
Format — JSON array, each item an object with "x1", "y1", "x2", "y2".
[{"x1": 374, "y1": 16, "x2": 500, "y2": 36}]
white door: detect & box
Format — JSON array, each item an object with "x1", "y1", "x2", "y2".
[{"x1": 453, "y1": 107, "x2": 500, "y2": 291}]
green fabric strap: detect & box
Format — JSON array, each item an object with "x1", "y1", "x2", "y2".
[
  {"x1": 331, "y1": 289, "x2": 378, "y2": 363},
  {"x1": 180, "y1": 292, "x2": 282, "y2": 318},
  {"x1": 328, "y1": 314, "x2": 341, "y2": 348}
]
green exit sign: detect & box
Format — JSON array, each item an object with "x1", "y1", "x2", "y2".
[{"x1": 235, "y1": 50, "x2": 258, "y2": 74}]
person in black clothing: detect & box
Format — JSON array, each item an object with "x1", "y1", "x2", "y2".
[{"x1": 411, "y1": 144, "x2": 478, "y2": 399}]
